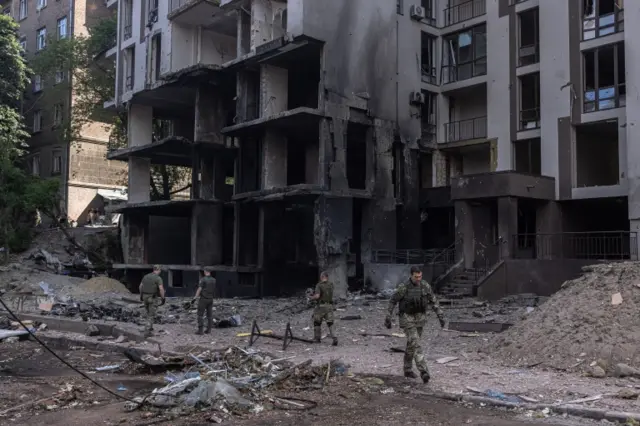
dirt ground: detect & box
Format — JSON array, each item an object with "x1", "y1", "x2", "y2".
[{"x1": 0, "y1": 341, "x2": 622, "y2": 426}]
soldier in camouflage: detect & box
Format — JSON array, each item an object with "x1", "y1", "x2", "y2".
[
  {"x1": 192, "y1": 267, "x2": 218, "y2": 335},
  {"x1": 385, "y1": 265, "x2": 445, "y2": 383},
  {"x1": 138, "y1": 265, "x2": 166, "y2": 338},
  {"x1": 308, "y1": 271, "x2": 338, "y2": 346}
]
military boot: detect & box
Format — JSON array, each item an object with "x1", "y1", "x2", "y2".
[
  {"x1": 421, "y1": 373, "x2": 431, "y2": 384},
  {"x1": 404, "y1": 371, "x2": 418, "y2": 379},
  {"x1": 332, "y1": 337, "x2": 338, "y2": 346},
  {"x1": 195, "y1": 327, "x2": 203, "y2": 335},
  {"x1": 204, "y1": 328, "x2": 211, "y2": 334},
  {"x1": 313, "y1": 326, "x2": 321, "y2": 343}
]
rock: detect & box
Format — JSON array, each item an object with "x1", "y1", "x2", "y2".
[
  {"x1": 115, "y1": 335, "x2": 126, "y2": 343},
  {"x1": 472, "y1": 311, "x2": 484, "y2": 318},
  {"x1": 4, "y1": 336, "x2": 19, "y2": 343},
  {"x1": 587, "y1": 365, "x2": 606, "y2": 378},
  {"x1": 38, "y1": 323, "x2": 47, "y2": 331},
  {"x1": 85, "y1": 325, "x2": 100, "y2": 337},
  {"x1": 614, "y1": 363, "x2": 640, "y2": 379},
  {"x1": 616, "y1": 388, "x2": 640, "y2": 399}
]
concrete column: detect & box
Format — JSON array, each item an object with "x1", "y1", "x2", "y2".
[
  {"x1": 305, "y1": 140, "x2": 319, "y2": 184},
  {"x1": 262, "y1": 130, "x2": 287, "y2": 189},
  {"x1": 497, "y1": 196, "x2": 517, "y2": 258},
  {"x1": 536, "y1": 201, "x2": 563, "y2": 259},
  {"x1": 190, "y1": 203, "x2": 223, "y2": 266},
  {"x1": 200, "y1": 157, "x2": 214, "y2": 199},
  {"x1": 127, "y1": 104, "x2": 153, "y2": 204},
  {"x1": 213, "y1": 157, "x2": 228, "y2": 200},
  {"x1": 260, "y1": 64, "x2": 288, "y2": 116},
  {"x1": 128, "y1": 157, "x2": 151, "y2": 203},
  {"x1": 250, "y1": 0, "x2": 273, "y2": 50},
  {"x1": 626, "y1": 1, "x2": 640, "y2": 261},
  {"x1": 194, "y1": 84, "x2": 226, "y2": 145},
  {"x1": 454, "y1": 200, "x2": 473, "y2": 269}
]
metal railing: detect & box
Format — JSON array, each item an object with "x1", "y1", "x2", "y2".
[
  {"x1": 518, "y1": 43, "x2": 539, "y2": 67},
  {"x1": 473, "y1": 236, "x2": 504, "y2": 285},
  {"x1": 512, "y1": 232, "x2": 637, "y2": 260},
  {"x1": 370, "y1": 249, "x2": 439, "y2": 264},
  {"x1": 443, "y1": 116, "x2": 487, "y2": 143},
  {"x1": 430, "y1": 239, "x2": 459, "y2": 290},
  {"x1": 421, "y1": 65, "x2": 437, "y2": 85},
  {"x1": 441, "y1": 57, "x2": 487, "y2": 84},
  {"x1": 444, "y1": 0, "x2": 486, "y2": 27},
  {"x1": 583, "y1": 8, "x2": 624, "y2": 41},
  {"x1": 123, "y1": 24, "x2": 132, "y2": 40},
  {"x1": 519, "y1": 107, "x2": 540, "y2": 130}
]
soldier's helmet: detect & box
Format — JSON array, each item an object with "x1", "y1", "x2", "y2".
[{"x1": 203, "y1": 266, "x2": 214, "y2": 273}]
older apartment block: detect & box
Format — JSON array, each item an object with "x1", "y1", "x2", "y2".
[
  {"x1": 8, "y1": 0, "x2": 127, "y2": 224},
  {"x1": 108, "y1": 0, "x2": 637, "y2": 299}
]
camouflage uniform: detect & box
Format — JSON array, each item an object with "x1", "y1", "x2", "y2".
[
  {"x1": 140, "y1": 272, "x2": 163, "y2": 334},
  {"x1": 312, "y1": 280, "x2": 337, "y2": 345},
  {"x1": 387, "y1": 279, "x2": 444, "y2": 381},
  {"x1": 197, "y1": 275, "x2": 218, "y2": 333}
]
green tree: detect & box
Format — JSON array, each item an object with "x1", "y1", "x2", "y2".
[
  {"x1": 32, "y1": 17, "x2": 190, "y2": 201},
  {"x1": 0, "y1": 15, "x2": 59, "y2": 252}
]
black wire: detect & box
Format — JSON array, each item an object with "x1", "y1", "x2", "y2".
[{"x1": 0, "y1": 296, "x2": 150, "y2": 406}]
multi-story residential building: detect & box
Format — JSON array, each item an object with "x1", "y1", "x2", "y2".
[
  {"x1": 108, "y1": 0, "x2": 635, "y2": 299},
  {"x1": 9, "y1": 0, "x2": 127, "y2": 224}
]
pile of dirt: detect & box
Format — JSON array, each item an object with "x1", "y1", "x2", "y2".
[
  {"x1": 81, "y1": 276, "x2": 130, "y2": 294},
  {"x1": 489, "y1": 262, "x2": 640, "y2": 370}
]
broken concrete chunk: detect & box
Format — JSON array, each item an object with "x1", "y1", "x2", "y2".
[
  {"x1": 85, "y1": 325, "x2": 100, "y2": 336},
  {"x1": 587, "y1": 365, "x2": 606, "y2": 378},
  {"x1": 436, "y1": 356, "x2": 459, "y2": 365},
  {"x1": 114, "y1": 335, "x2": 126, "y2": 343},
  {"x1": 614, "y1": 363, "x2": 640, "y2": 378},
  {"x1": 615, "y1": 388, "x2": 640, "y2": 399},
  {"x1": 611, "y1": 292, "x2": 623, "y2": 305}
]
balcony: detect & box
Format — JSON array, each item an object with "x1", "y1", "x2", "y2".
[
  {"x1": 518, "y1": 44, "x2": 539, "y2": 67},
  {"x1": 519, "y1": 107, "x2": 540, "y2": 130},
  {"x1": 441, "y1": 58, "x2": 487, "y2": 84},
  {"x1": 443, "y1": 117, "x2": 487, "y2": 143},
  {"x1": 169, "y1": 0, "x2": 228, "y2": 28},
  {"x1": 444, "y1": 0, "x2": 486, "y2": 27}
]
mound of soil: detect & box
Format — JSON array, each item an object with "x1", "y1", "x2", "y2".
[
  {"x1": 81, "y1": 276, "x2": 130, "y2": 294},
  {"x1": 489, "y1": 262, "x2": 640, "y2": 370}
]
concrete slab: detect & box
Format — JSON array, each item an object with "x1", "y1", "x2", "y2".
[{"x1": 447, "y1": 321, "x2": 513, "y2": 333}]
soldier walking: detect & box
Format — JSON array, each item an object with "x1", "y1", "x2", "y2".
[
  {"x1": 193, "y1": 267, "x2": 218, "y2": 335},
  {"x1": 139, "y1": 265, "x2": 166, "y2": 338},
  {"x1": 385, "y1": 265, "x2": 445, "y2": 383},
  {"x1": 308, "y1": 271, "x2": 338, "y2": 346}
]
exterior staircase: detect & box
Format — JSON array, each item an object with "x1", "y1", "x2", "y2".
[{"x1": 437, "y1": 268, "x2": 479, "y2": 299}]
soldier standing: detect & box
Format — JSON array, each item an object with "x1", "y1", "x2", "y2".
[
  {"x1": 385, "y1": 265, "x2": 445, "y2": 383},
  {"x1": 308, "y1": 271, "x2": 338, "y2": 346},
  {"x1": 192, "y1": 267, "x2": 218, "y2": 335},
  {"x1": 138, "y1": 265, "x2": 166, "y2": 338}
]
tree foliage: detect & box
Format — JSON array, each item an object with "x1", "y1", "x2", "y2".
[{"x1": 0, "y1": 15, "x2": 59, "y2": 252}]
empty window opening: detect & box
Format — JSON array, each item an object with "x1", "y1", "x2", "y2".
[
  {"x1": 147, "y1": 216, "x2": 191, "y2": 265},
  {"x1": 347, "y1": 123, "x2": 368, "y2": 190},
  {"x1": 518, "y1": 8, "x2": 539, "y2": 66},
  {"x1": 519, "y1": 73, "x2": 540, "y2": 130},
  {"x1": 441, "y1": 25, "x2": 487, "y2": 84},
  {"x1": 461, "y1": 147, "x2": 490, "y2": 175},
  {"x1": 124, "y1": 46, "x2": 135, "y2": 92},
  {"x1": 287, "y1": 51, "x2": 321, "y2": 110},
  {"x1": 421, "y1": 33, "x2": 436, "y2": 84},
  {"x1": 150, "y1": 33, "x2": 161, "y2": 83},
  {"x1": 240, "y1": 8, "x2": 251, "y2": 55},
  {"x1": 419, "y1": 153, "x2": 433, "y2": 189},
  {"x1": 238, "y1": 204, "x2": 259, "y2": 266},
  {"x1": 222, "y1": 206, "x2": 234, "y2": 266},
  {"x1": 244, "y1": 71, "x2": 260, "y2": 121},
  {"x1": 575, "y1": 120, "x2": 619, "y2": 187},
  {"x1": 421, "y1": 207, "x2": 455, "y2": 250},
  {"x1": 421, "y1": 91, "x2": 437, "y2": 144},
  {"x1": 583, "y1": 43, "x2": 625, "y2": 112},
  {"x1": 123, "y1": 0, "x2": 133, "y2": 40},
  {"x1": 238, "y1": 137, "x2": 261, "y2": 193},
  {"x1": 287, "y1": 139, "x2": 306, "y2": 186},
  {"x1": 582, "y1": 0, "x2": 624, "y2": 40},
  {"x1": 514, "y1": 138, "x2": 541, "y2": 175}
]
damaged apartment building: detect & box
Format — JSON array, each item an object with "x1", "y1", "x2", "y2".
[{"x1": 107, "y1": 0, "x2": 640, "y2": 300}]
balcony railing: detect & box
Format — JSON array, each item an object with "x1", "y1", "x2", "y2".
[
  {"x1": 584, "y1": 84, "x2": 626, "y2": 113},
  {"x1": 421, "y1": 65, "x2": 437, "y2": 85},
  {"x1": 441, "y1": 57, "x2": 487, "y2": 84},
  {"x1": 583, "y1": 9, "x2": 624, "y2": 40},
  {"x1": 513, "y1": 232, "x2": 637, "y2": 260},
  {"x1": 519, "y1": 107, "x2": 540, "y2": 130},
  {"x1": 443, "y1": 116, "x2": 487, "y2": 143},
  {"x1": 123, "y1": 24, "x2": 132, "y2": 40},
  {"x1": 518, "y1": 43, "x2": 539, "y2": 67},
  {"x1": 371, "y1": 249, "x2": 438, "y2": 264},
  {"x1": 444, "y1": 0, "x2": 486, "y2": 27}
]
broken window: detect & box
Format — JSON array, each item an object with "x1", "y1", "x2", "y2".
[
  {"x1": 441, "y1": 25, "x2": 486, "y2": 84},
  {"x1": 421, "y1": 90, "x2": 437, "y2": 145},
  {"x1": 514, "y1": 138, "x2": 541, "y2": 175},
  {"x1": 518, "y1": 8, "x2": 539, "y2": 67},
  {"x1": 421, "y1": 33, "x2": 436, "y2": 84},
  {"x1": 583, "y1": 0, "x2": 624, "y2": 40},
  {"x1": 575, "y1": 120, "x2": 619, "y2": 187},
  {"x1": 583, "y1": 43, "x2": 625, "y2": 112},
  {"x1": 519, "y1": 73, "x2": 540, "y2": 130},
  {"x1": 346, "y1": 123, "x2": 368, "y2": 190}
]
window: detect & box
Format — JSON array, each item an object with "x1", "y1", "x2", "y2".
[
  {"x1": 54, "y1": 70, "x2": 65, "y2": 84},
  {"x1": 397, "y1": 0, "x2": 404, "y2": 15},
  {"x1": 19, "y1": 37, "x2": 26, "y2": 55},
  {"x1": 150, "y1": 33, "x2": 161, "y2": 82},
  {"x1": 57, "y1": 17, "x2": 67, "y2": 39},
  {"x1": 33, "y1": 75, "x2": 42, "y2": 92},
  {"x1": 53, "y1": 104, "x2": 63, "y2": 126},
  {"x1": 124, "y1": 46, "x2": 135, "y2": 91},
  {"x1": 514, "y1": 138, "x2": 541, "y2": 175},
  {"x1": 582, "y1": 0, "x2": 624, "y2": 40},
  {"x1": 421, "y1": 32, "x2": 436, "y2": 84},
  {"x1": 36, "y1": 27, "x2": 46, "y2": 51},
  {"x1": 421, "y1": 0, "x2": 436, "y2": 26},
  {"x1": 518, "y1": 8, "x2": 539, "y2": 67},
  {"x1": 31, "y1": 155, "x2": 41, "y2": 176},
  {"x1": 583, "y1": 43, "x2": 625, "y2": 112},
  {"x1": 33, "y1": 111, "x2": 43, "y2": 132},
  {"x1": 123, "y1": 0, "x2": 133, "y2": 40},
  {"x1": 2, "y1": 6, "x2": 10, "y2": 15},
  {"x1": 421, "y1": 91, "x2": 437, "y2": 144},
  {"x1": 444, "y1": 0, "x2": 487, "y2": 26},
  {"x1": 519, "y1": 73, "x2": 540, "y2": 130},
  {"x1": 52, "y1": 151, "x2": 62, "y2": 175},
  {"x1": 148, "y1": 0, "x2": 158, "y2": 24},
  {"x1": 441, "y1": 25, "x2": 487, "y2": 84},
  {"x1": 37, "y1": 0, "x2": 47, "y2": 10},
  {"x1": 18, "y1": 0, "x2": 27, "y2": 20}
]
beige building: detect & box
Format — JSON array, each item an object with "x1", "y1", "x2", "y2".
[{"x1": 8, "y1": 0, "x2": 126, "y2": 225}]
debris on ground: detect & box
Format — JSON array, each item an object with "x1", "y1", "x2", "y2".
[{"x1": 489, "y1": 262, "x2": 640, "y2": 371}]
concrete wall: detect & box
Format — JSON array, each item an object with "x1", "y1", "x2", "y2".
[{"x1": 626, "y1": 1, "x2": 640, "y2": 247}]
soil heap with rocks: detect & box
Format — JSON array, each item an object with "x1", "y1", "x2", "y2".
[{"x1": 489, "y1": 262, "x2": 640, "y2": 371}]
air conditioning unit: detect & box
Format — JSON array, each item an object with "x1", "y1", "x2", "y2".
[
  {"x1": 410, "y1": 5, "x2": 426, "y2": 21},
  {"x1": 410, "y1": 91, "x2": 425, "y2": 105}
]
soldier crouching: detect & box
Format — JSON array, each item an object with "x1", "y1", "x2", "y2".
[{"x1": 385, "y1": 265, "x2": 445, "y2": 383}]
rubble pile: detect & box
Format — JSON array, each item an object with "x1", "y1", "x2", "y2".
[
  {"x1": 489, "y1": 262, "x2": 640, "y2": 371},
  {"x1": 123, "y1": 346, "x2": 341, "y2": 418},
  {"x1": 81, "y1": 276, "x2": 129, "y2": 294}
]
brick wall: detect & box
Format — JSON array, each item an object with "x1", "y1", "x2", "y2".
[{"x1": 68, "y1": 139, "x2": 127, "y2": 186}]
